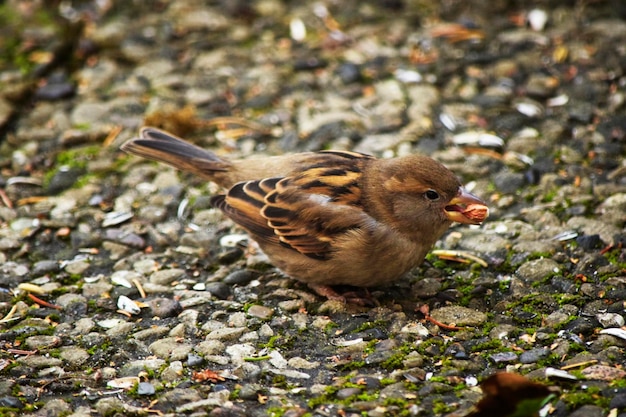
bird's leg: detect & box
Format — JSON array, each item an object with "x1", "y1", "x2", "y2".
[{"x1": 307, "y1": 284, "x2": 378, "y2": 306}]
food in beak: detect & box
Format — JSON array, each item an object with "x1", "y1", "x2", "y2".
[{"x1": 445, "y1": 188, "x2": 489, "y2": 225}]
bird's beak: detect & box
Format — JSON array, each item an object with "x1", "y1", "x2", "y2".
[{"x1": 445, "y1": 187, "x2": 489, "y2": 225}]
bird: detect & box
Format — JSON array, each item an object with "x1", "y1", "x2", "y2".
[{"x1": 121, "y1": 127, "x2": 488, "y2": 297}]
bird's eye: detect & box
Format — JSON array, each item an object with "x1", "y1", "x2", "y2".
[{"x1": 425, "y1": 189, "x2": 440, "y2": 201}]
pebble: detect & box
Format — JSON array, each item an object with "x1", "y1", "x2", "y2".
[
  {"x1": 225, "y1": 343, "x2": 256, "y2": 365},
  {"x1": 17, "y1": 355, "x2": 63, "y2": 368},
  {"x1": 205, "y1": 282, "x2": 232, "y2": 299},
  {"x1": 59, "y1": 347, "x2": 90, "y2": 367},
  {"x1": 24, "y1": 335, "x2": 61, "y2": 350},
  {"x1": 150, "y1": 268, "x2": 186, "y2": 285},
  {"x1": 161, "y1": 360, "x2": 185, "y2": 381},
  {"x1": 149, "y1": 338, "x2": 193, "y2": 361},
  {"x1": 137, "y1": 381, "x2": 156, "y2": 395},
  {"x1": 3, "y1": 2, "x2": 626, "y2": 416},
  {"x1": 207, "y1": 327, "x2": 247, "y2": 341},
  {"x1": 187, "y1": 354, "x2": 204, "y2": 367},
  {"x1": 429, "y1": 306, "x2": 488, "y2": 327},
  {"x1": 519, "y1": 347, "x2": 550, "y2": 364},
  {"x1": 247, "y1": 305, "x2": 274, "y2": 320},
  {"x1": 223, "y1": 270, "x2": 257, "y2": 285},
  {"x1": 516, "y1": 258, "x2": 560, "y2": 282},
  {"x1": 147, "y1": 297, "x2": 183, "y2": 318},
  {"x1": 489, "y1": 352, "x2": 518, "y2": 364}
]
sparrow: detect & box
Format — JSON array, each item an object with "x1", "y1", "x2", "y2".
[{"x1": 121, "y1": 127, "x2": 488, "y2": 295}]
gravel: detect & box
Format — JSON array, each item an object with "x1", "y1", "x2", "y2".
[{"x1": 0, "y1": 1, "x2": 625, "y2": 416}]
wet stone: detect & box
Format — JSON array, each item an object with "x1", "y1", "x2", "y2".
[
  {"x1": 576, "y1": 234, "x2": 602, "y2": 250},
  {"x1": 337, "y1": 387, "x2": 362, "y2": 400},
  {"x1": 149, "y1": 338, "x2": 193, "y2": 361},
  {"x1": 147, "y1": 297, "x2": 183, "y2": 318},
  {"x1": 205, "y1": 282, "x2": 232, "y2": 299},
  {"x1": 429, "y1": 306, "x2": 488, "y2": 327},
  {"x1": 568, "y1": 405, "x2": 605, "y2": 417},
  {"x1": 564, "y1": 317, "x2": 597, "y2": 336},
  {"x1": 24, "y1": 335, "x2": 62, "y2": 350},
  {"x1": 150, "y1": 268, "x2": 186, "y2": 285},
  {"x1": 187, "y1": 353, "x2": 204, "y2": 367},
  {"x1": 32, "y1": 260, "x2": 60, "y2": 276},
  {"x1": 0, "y1": 396, "x2": 23, "y2": 409},
  {"x1": 247, "y1": 305, "x2": 274, "y2": 320},
  {"x1": 17, "y1": 355, "x2": 62, "y2": 368},
  {"x1": 223, "y1": 270, "x2": 256, "y2": 285},
  {"x1": 494, "y1": 170, "x2": 526, "y2": 194},
  {"x1": 238, "y1": 383, "x2": 263, "y2": 401},
  {"x1": 120, "y1": 358, "x2": 167, "y2": 377},
  {"x1": 161, "y1": 360, "x2": 184, "y2": 381},
  {"x1": 490, "y1": 352, "x2": 518, "y2": 364},
  {"x1": 516, "y1": 258, "x2": 560, "y2": 282},
  {"x1": 59, "y1": 347, "x2": 90, "y2": 367},
  {"x1": 519, "y1": 347, "x2": 550, "y2": 364},
  {"x1": 137, "y1": 381, "x2": 156, "y2": 395},
  {"x1": 411, "y1": 278, "x2": 442, "y2": 298}
]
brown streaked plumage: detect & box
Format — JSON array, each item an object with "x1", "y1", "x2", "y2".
[{"x1": 121, "y1": 127, "x2": 489, "y2": 292}]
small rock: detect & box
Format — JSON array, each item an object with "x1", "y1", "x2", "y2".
[
  {"x1": 247, "y1": 305, "x2": 274, "y2": 320},
  {"x1": 490, "y1": 352, "x2": 518, "y2": 364},
  {"x1": 59, "y1": 347, "x2": 90, "y2": 367},
  {"x1": 150, "y1": 338, "x2": 192, "y2": 361},
  {"x1": 32, "y1": 260, "x2": 60, "y2": 276},
  {"x1": 336, "y1": 387, "x2": 361, "y2": 400},
  {"x1": 161, "y1": 361, "x2": 184, "y2": 381},
  {"x1": 41, "y1": 398, "x2": 72, "y2": 416},
  {"x1": 429, "y1": 306, "x2": 488, "y2": 327},
  {"x1": 24, "y1": 335, "x2": 62, "y2": 350},
  {"x1": 597, "y1": 313, "x2": 625, "y2": 328},
  {"x1": 576, "y1": 234, "x2": 602, "y2": 250},
  {"x1": 567, "y1": 405, "x2": 606, "y2": 417},
  {"x1": 519, "y1": 347, "x2": 550, "y2": 364},
  {"x1": 147, "y1": 298, "x2": 183, "y2": 318},
  {"x1": 150, "y1": 268, "x2": 186, "y2": 285},
  {"x1": 187, "y1": 354, "x2": 204, "y2": 367},
  {"x1": 223, "y1": 270, "x2": 256, "y2": 285},
  {"x1": 516, "y1": 258, "x2": 560, "y2": 282},
  {"x1": 205, "y1": 282, "x2": 232, "y2": 299},
  {"x1": 238, "y1": 383, "x2": 263, "y2": 400},
  {"x1": 194, "y1": 340, "x2": 226, "y2": 356},
  {"x1": 207, "y1": 327, "x2": 247, "y2": 341},
  {"x1": 225, "y1": 343, "x2": 256, "y2": 365},
  {"x1": 0, "y1": 396, "x2": 23, "y2": 409},
  {"x1": 137, "y1": 382, "x2": 156, "y2": 395}
]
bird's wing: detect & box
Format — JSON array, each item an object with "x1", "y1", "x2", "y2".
[{"x1": 211, "y1": 151, "x2": 376, "y2": 260}]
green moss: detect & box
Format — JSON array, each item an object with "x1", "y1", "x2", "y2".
[
  {"x1": 307, "y1": 386, "x2": 339, "y2": 408},
  {"x1": 337, "y1": 360, "x2": 366, "y2": 372},
  {"x1": 324, "y1": 321, "x2": 339, "y2": 333},
  {"x1": 266, "y1": 407, "x2": 286, "y2": 417},
  {"x1": 352, "y1": 319, "x2": 388, "y2": 333},
  {"x1": 126, "y1": 380, "x2": 139, "y2": 395},
  {"x1": 416, "y1": 337, "x2": 444, "y2": 355},
  {"x1": 603, "y1": 247, "x2": 626, "y2": 269},
  {"x1": 610, "y1": 378, "x2": 626, "y2": 389},
  {"x1": 470, "y1": 338, "x2": 503, "y2": 352},
  {"x1": 86, "y1": 338, "x2": 112, "y2": 355},
  {"x1": 43, "y1": 145, "x2": 102, "y2": 188},
  {"x1": 561, "y1": 386, "x2": 610, "y2": 409},
  {"x1": 432, "y1": 398, "x2": 455, "y2": 414},
  {"x1": 0, "y1": 408, "x2": 21, "y2": 417}
]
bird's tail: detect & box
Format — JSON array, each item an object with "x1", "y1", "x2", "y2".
[{"x1": 120, "y1": 127, "x2": 231, "y2": 180}]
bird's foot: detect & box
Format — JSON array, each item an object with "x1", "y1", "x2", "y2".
[{"x1": 307, "y1": 284, "x2": 379, "y2": 307}]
